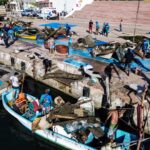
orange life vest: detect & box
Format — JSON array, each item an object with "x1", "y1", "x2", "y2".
[{"x1": 15, "y1": 92, "x2": 26, "y2": 108}]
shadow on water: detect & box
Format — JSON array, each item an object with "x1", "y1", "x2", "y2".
[{"x1": 0, "y1": 76, "x2": 77, "y2": 150}]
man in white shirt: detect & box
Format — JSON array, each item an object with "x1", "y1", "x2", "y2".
[
  {"x1": 10, "y1": 72, "x2": 20, "y2": 99},
  {"x1": 10, "y1": 72, "x2": 20, "y2": 88}
]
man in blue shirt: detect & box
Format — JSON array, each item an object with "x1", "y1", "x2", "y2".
[
  {"x1": 66, "y1": 24, "x2": 71, "y2": 37},
  {"x1": 40, "y1": 89, "x2": 53, "y2": 114},
  {"x1": 95, "y1": 21, "x2": 100, "y2": 35},
  {"x1": 141, "y1": 38, "x2": 149, "y2": 56}
]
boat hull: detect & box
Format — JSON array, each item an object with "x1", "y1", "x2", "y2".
[
  {"x1": 2, "y1": 90, "x2": 137, "y2": 150},
  {"x1": 2, "y1": 90, "x2": 96, "y2": 150},
  {"x1": 98, "y1": 53, "x2": 113, "y2": 59}
]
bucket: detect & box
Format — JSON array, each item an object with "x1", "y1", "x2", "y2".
[{"x1": 55, "y1": 45, "x2": 68, "y2": 54}]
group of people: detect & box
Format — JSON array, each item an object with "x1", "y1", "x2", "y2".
[
  {"x1": 88, "y1": 20, "x2": 110, "y2": 36},
  {"x1": 9, "y1": 72, "x2": 53, "y2": 115},
  {"x1": 0, "y1": 19, "x2": 18, "y2": 48}
]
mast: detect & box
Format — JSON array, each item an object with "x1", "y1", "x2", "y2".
[{"x1": 133, "y1": 0, "x2": 141, "y2": 43}]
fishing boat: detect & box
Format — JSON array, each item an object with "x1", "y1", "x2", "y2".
[
  {"x1": 2, "y1": 89, "x2": 137, "y2": 150},
  {"x1": 18, "y1": 34, "x2": 37, "y2": 40},
  {"x1": 93, "y1": 43, "x2": 117, "y2": 59}
]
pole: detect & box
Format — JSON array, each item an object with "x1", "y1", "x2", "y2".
[
  {"x1": 133, "y1": 0, "x2": 140, "y2": 43},
  {"x1": 136, "y1": 88, "x2": 146, "y2": 150},
  {"x1": 21, "y1": 72, "x2": 25, "y2": 93}
]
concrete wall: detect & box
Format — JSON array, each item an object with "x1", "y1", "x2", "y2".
[{"x1": 0, "y1": 48, "x2": 104, "y2": 108}]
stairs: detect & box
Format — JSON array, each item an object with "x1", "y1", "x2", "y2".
[{"x1": 71, "y1": 1, "x2": 150, "y2": 25}]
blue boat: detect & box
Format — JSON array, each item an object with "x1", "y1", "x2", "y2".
[{"x1": 2, "y1": 89, "x2": 137, "y2": 150}]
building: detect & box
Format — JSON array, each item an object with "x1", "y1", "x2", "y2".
[
  {"x1": 6, "y1": 0, "x2": 37, "y2": 11},
  {"x1": 36, "y1": 0, "x2": 93, "y2": 14},
  {"x1": 36, "y1": 0, "x2": 50, "y2": 8},
  {"x1": 6, "y1": 0, "x2": 22, "y2": 11}
]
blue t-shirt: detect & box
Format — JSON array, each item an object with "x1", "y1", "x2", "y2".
[
  {"x1": 40, "y1": 94, "x2": 53, "y2": 107},
  {"x1": 142, "y1": 40, "x2": 149, "y2": 51},
  {"x1": 96, "y1": 22, "x2": 100, "y2": 29}
]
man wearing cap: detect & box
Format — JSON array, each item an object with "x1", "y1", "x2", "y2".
[{"x1": 40, "y1": 89, "x2": 53, "y2": 114}]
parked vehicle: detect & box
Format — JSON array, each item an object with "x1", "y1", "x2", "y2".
[
  {"x1": 37, "y1": 8, "x2": 56, "y2": 19},
  {"x1": 21, "y1": 9, "x2": 34, "y2": 17},
  {"x1": 47, "y1": 11, "x2": 58, "y2": 20}
]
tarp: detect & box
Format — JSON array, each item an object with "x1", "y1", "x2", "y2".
[
  {"x1": 40, "y1": 22, "x2": 76, "y2": 28},
  {"x1": 64, "y1": 58, "x2": 89, "y2": 68}
]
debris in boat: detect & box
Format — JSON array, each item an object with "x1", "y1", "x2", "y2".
[{"x1": 54, "y1": 96, "x2": 65, "y2": 107}]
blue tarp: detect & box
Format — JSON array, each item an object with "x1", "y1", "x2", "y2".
[
  {"x1": 19, "y1": 37, "x2": 150, "y2": 72},
  {"x1": 95, "y1": 40, "x2": 108, "y2": 46},
  {"x1": 64, "y1": 58, "x2": 89, "y2": 68},
  {"x1": 40, "y1": 22, "x2": 76, "y2": 28}
]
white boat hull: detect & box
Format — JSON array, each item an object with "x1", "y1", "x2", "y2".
[
  {"x1": 2, "y1": 90, "x2": 96, "y2": 150},
  {"x1": 99, "y1": 53, "x2": 113, "y2": 59}
]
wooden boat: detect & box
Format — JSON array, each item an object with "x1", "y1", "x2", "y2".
[
  {"x1": 93, "y1": 44, "x2": 116, "y2": 59},
  {"x1": 2, "y1": 89, "x2": 137, "y2": 150}
]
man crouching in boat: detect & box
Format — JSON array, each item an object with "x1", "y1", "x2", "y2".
[
  {"x1": 105, "y1": 107, "x2": 126, "y2": 141},
  {"x1": 39, "y1": 89, "x2": 53, "y2": 115},
  {"x1": 9, "y1": 72, "x2": 21, "y2": 100}
]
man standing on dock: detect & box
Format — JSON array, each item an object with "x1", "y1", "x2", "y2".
[
  {"x1": 141, "y1": 38, "x2": 149, "y2": 57},
  {"x1": 95, "y1": 21, "x2": 100, "y2": 35},
  {"x1": 89, "y1": 20, "x2": 93, "y2": 34},
  {"x1": 124, "y1": 48, "x2": 134, "y2": 76},
  {"x1": 104, "y1": 63, "x2": 121, "y2": 83},
  {"x1": 119, "y1": 19, "x2": 123, "y2": 32}
]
